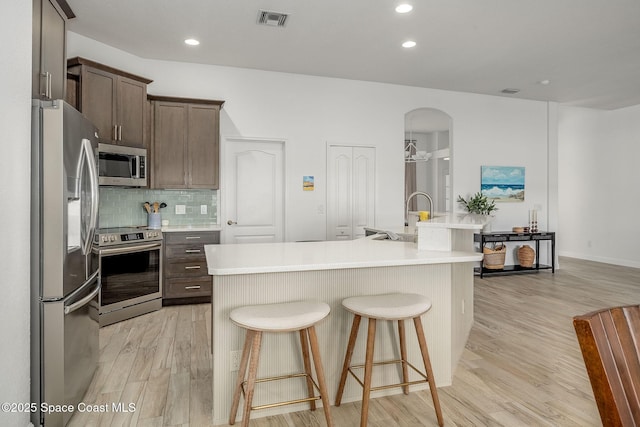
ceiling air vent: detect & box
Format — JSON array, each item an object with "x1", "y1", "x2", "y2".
[
  {"x1": 501, "y1": 88, "x2": 521, "y2": 94},
  {"x1": 257, "y1": 10, "x2": 289, "y2": 27}
]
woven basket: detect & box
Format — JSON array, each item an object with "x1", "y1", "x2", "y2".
[
  {"x1": 518, "y1": 245, "x2": 535, "y2": 268},
  {"x1": 483, "y1": 244, "x2": 506, "y2": 269}
]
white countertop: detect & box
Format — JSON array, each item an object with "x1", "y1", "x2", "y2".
[
  {"x1": 205, "y1": 237, "x2": 482, "y2": 275},
  {"x1": 417, "y1": 212, "x2": 490, "y2": 229},
  {"x1": 162, "y1": 224, "x2": 222, "y2": 232}
]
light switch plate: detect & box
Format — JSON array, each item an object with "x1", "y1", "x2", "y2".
[
  {"x1": 175, "y1": 204, "x2": 186, "y2": 215},
  {"x1": 201, "y1": 205, "x2": 208, "y2": 215}
]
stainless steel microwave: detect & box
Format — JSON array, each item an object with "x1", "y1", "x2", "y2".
[{"x1": 98, "y1": 143, "x2": 147, "y2": 187}]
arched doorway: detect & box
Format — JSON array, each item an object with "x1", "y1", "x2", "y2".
[{"x1": 405, "y1": 108, "x2": 452, "y2": 221}]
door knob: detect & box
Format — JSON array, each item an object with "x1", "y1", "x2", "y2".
[{"x1": 227, "y1": 220, "x2": 237, "y2": 225}]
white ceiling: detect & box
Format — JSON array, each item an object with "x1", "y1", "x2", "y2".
[{"x1": 66, "y1": 0, "x2": 640, "y2": 110}]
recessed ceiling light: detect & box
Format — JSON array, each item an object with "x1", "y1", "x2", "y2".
[
  {"x1": 184, "y1": 39, "x2": 200, "y2": 46},
  {"x1": 538, "y1": 79, "x2": 551, "y2": 85},
  {"x1": 402, "y1": 40, "x2": 417, "y2": 48},
  {"x1": 396, "y1": 4, "x2": 413, "y2": 13}
]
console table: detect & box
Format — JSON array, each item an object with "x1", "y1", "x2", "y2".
[{"x1": 474, "y1": 231, "x2": 555, "y2": 278}]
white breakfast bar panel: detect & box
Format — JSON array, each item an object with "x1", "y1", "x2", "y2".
[{"x1": 205, "y1": 238, "x2": 482, "y2": 425}]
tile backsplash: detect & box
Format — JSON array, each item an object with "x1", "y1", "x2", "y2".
[{"x1": 99, "y1": 188, "x2": 218, "y2": 228}]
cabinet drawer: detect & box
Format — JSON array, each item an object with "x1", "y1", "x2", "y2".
[
  {"x1": 164, "y1": 277, "x2": 211, "y2": 298},
  {"x1": 165, "y1": 245, "x2": 206, "y2": 260},
  {"x1": 509, "y1": 234, "x2": 532, "y2": 241},
  {"x1": 165, "y1": 259, "x2": 208, "y2": 277},
  {"x1": 532, "y1": 234, "x2": 554, "y2": 240},
  {"x1": 483, "y1": 235, "x2": 508, "y2": 242},
  {"x1": 164, "y1": 231, "x2": 220, "y2": 245}
]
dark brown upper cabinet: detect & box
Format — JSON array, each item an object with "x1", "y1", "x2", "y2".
[
  {"x1": 149, "y1": 96, "x2": 225, "y2": 189},
  {"x1": 67, "y1": 57, "x2": 152, "y2": 148},
  {"x1": 33, "y1": 0, "x2": 74, "y2": 100}
]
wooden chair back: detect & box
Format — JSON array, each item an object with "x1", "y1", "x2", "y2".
[{"x1": 573, "y1": 304, "x2": 640, "y2": 427}]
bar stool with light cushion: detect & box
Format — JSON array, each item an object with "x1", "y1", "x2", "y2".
[
  {"x1": 229, "y1": 300, "x2": 334, "y2": 427},
  {"x1": 335, "y1": 293, "x2": 444, "y2": 427}
]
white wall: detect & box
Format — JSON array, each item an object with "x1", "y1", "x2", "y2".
[
  {"x1": 559, "y1": 104, "x2": 640, "y2": 267},
  {"x1": 0, "y1": 1, "x2": 32, "y2": 426},
  {"x1": 68, "y1": 33, "x2": 555, "y2": 260}
]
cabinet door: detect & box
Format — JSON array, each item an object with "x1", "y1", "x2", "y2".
[
  {"x1": 34, "y1": 0, "x2": 66, "y2": 100},
  {"x1": 153, "y1": 102, "x2": 188, "y2": 188},
  {"x1": 187, "y1": 104, "x2": 220, "y2": 188},
  {"x1": 81, "y1": 67, "x2": 117, "y2": 142},
  {"x1": 32, "y1": 0, "x2": 42, "y2": 99},
  {"x1": 117, "y1": 77, "x2": 146, "y2": 147}
]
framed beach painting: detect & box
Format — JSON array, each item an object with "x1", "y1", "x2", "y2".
[
  {"x1": 481, "y1": 166, "x2": 525, "y2": 202},
  {"x1": 303, "y1": 175, "x2": 314, "y2": 191}
]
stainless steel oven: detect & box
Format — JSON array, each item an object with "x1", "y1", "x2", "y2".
[{"x1": 93, "y1": 227, "x2": 162, "y2": 326}]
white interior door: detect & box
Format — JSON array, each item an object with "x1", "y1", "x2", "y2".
[
  {"x1": 223, "y1": 138, "x2": 284, "y2": 244},
  {"x1": 327, "y1": 145, "x2": 375, "y2": 240}
]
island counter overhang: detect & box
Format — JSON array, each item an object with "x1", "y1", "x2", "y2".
[{"x1": 205, "y1": 237, "x2": 482, "y2": 424}]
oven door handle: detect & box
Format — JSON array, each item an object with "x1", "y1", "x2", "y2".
[{"x1": 98, "y1": 242, "x2": 162, "y2": 256}]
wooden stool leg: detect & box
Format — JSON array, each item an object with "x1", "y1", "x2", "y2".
[
  {"x1": 414, "y1": 317, "x2": 444, "y2": 427},
  {"x1": 335, "y1": 314, "x2": 362, "y2": 406},
  {"x1": 229, "y1": 329, "x2": 255, "y2": 425},
  {"x1": 398, "y1": 319, "x2": 409, "y2": 395},
  {"x1": 241, "y1": 330, "x2": 263, "y2": 427},
  {"x1": 308, "y1": 326, "x2": 334, "y2": 427},
  {"x1": 361, "y1": 318, "x2": 376, "y2": 427},
  {"x1": 299, "y1": 329, "x2": 317, "y2": 411}
]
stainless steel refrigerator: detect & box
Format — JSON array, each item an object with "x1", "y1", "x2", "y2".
[{"x1": 30, "y1": 100, "x2": 100, "y2": 426}]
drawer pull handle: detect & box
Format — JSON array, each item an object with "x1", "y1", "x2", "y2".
[
  {"x1": 185, "y1": 236, "x2": 201, "y2": 240},
  {"x1": 185, "y1": 265, "x2": 201, "y2": 270},
  {"x1": 185, "y1": 249, "x2": 201, "y2": 253},
  {"x1": 185, "y1": 285, "x2": 201, "y2": 290}
]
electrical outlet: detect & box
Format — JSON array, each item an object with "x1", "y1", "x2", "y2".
[
  {"x1": 201, "y1": 204, "x2": 208, "y2": 215},
  {"x1": 175, "y1": 204, "x2": 186, "y2": 215},
  {"x1": 230, "y1": 350, "x2": 241, "y2": 371}
]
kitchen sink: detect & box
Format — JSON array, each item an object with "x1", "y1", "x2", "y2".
[{"x1": 369, "y1": 232, "x2": 417, "y2": 243}]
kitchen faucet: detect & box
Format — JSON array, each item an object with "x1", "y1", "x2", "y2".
[{"x1": 405, "y1": 191, "x2": 433, "y2": 226}]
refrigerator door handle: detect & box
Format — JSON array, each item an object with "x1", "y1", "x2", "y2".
[
  {"x1": 64, "y1": 273, "x2": 100, "y2": 315},
  {"x1": 81, "y1": 138, "x2": 99, "y2": 256},
  {"x1": 62, "y1": 269, "x2": 100, "y2": 304}
]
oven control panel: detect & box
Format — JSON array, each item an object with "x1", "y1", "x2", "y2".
[{"x1": 95, "y1": 228, "x2": 162, "y2": 246}]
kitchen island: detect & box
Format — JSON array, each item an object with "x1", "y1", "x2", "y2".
[{"x1": 204, "y1": 237, "x2": 482, "y2": 424}]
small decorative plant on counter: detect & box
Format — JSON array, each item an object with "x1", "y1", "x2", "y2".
[{"x1": 457, "y1": 192, "x2": 498, "y2": 215}]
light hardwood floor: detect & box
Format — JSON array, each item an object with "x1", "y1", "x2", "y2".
[{"x1": 68, "y1": 257, "x2": 640, "y2": 426}]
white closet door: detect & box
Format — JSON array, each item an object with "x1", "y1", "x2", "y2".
[
  {"x1": 352, "y1": 147, "x2": 376, "y2": 239},
  {"x1": 327, "y1": 145, "x2": 375, "y2": 240}
]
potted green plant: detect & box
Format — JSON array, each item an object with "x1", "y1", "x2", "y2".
[
  {"x1": 457, "y1": 192, "x2": 498, "y2": 215},
  {"x1": 458, "y1": 192, "x2": 499, "y2": 264},
  {"x1": 458, "y1": 191, "x2": 497, "y2": 233}
]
